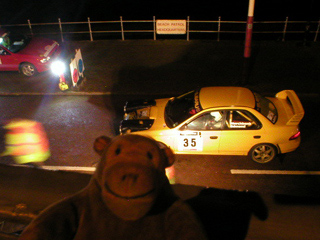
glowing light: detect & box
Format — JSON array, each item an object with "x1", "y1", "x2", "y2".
[
  {"x1": 50, "y1": 60, "x2": 66, "y2": 76},
  {"x1": 289, "y1": 131, "x2": 301, "y2": 140}
]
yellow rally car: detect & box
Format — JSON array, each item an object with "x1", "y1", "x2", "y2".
[{"x1": 120, "y1": 87, "x2": 304, "y2": 163}]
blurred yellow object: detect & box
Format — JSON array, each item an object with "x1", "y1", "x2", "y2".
[
  {"x1": 1, "y1": 119, "x2": 50, "y2": 164},
  {"x1": 165, "y1": 165, "x2": 175, "y2": 184},
  {"x1": 59, "y1": 81, "x2": 69, "y2": 91}
]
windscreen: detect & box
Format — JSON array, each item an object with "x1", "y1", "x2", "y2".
[{"x1": 164, "y1": 90, "x2": 202, "y2": 128}]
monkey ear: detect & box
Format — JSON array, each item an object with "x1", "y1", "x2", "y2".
[
  {"x1": 163, "y1": 147, "x2": 175, "y2": 168},
  {"x1": 93, "y1": 136, "x2": 112, "y2": 156},
  {"x1": 157, "y1": 141, "x2": 175, "y2": 167}
]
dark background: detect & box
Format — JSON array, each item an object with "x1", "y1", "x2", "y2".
[{"x1": 1, "y1": 0, "x2": 319, "y2": 24}]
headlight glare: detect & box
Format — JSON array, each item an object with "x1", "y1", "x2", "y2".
[{"x1": 51, "y1": 60, "x2": 66, "y2": 76}]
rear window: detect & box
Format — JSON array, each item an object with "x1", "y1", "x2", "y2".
[{"x1": 254, "y1": 92, "x2": 278, "y2": 124}]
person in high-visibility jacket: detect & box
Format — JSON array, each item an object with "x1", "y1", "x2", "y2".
[{"x1": 0, "y1": 119, "x2": 50, "y2": 165}]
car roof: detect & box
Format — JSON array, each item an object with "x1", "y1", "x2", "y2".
[{"x1": 199, "y1": 86, "x2": 256, "y2": 109}]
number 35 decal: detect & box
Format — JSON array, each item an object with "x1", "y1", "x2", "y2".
[
  {"x1": 183, "y1": 138, "x2": 196, "y2": 147},
  {"x1": 179, "y1": 134, "x2": 203, "y2": 151}
]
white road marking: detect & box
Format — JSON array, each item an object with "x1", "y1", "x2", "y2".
[
  {"x1": 231, "y1": 169, "x2": 320, "y2": 175},
  {"x1": 42, "y1": 166, "x2": 96, "y2": 173},
  {"x1": 13, "y1": 164, "x2": 96, "y2": 174}
]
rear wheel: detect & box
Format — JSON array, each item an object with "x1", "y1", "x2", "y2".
[
  {"x1": 249, "y1": 143, "x2": 277, "y2": 163},
  {"x1": 20, "y1": 63, "x2": 37, "y2": 77}
]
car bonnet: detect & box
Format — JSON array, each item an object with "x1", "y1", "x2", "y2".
[{"x1": 19, "y1": 37, "x2": 59, "y2": 58}]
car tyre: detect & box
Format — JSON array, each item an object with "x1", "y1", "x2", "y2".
[
  {"x1": 249, "y1": 143, "x2": 277, "y2": 164},
  {"x1": 20, "y1": 63, "x2": 37, "y2": 77}
]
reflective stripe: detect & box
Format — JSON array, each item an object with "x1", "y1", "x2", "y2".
[
  {"x1": 4, "y1": 119, "x2": 37, "y2": 129},
  {"x1": 6, "y1": 145, "x2": 45, "y2": 156},
  {"x1": 5, "y1": 133, "x2": 41, "y2": 145},
  {"x1": 14, "y1": 151, "x2": 51, "y2": 164}
]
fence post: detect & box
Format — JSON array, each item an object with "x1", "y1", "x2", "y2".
[
  {"x1": 187, "y1": 16, "x2": 190, "y2": 41},
  {"x1": 282, "y1": 16, "x2": 288, "y2": 42},
  {"x1": 120, "y1": 16, "x2": 124, "y2": 40},
  {"x1": 27, "y1": 19, "x2": 33, "y2": 36},
  {"x1": 58, "y1": 18, "x2": 64, "y2": 42},
  {"x1": 314, "y1": 18, "x2": 320, "y2": 42},
  {"x1": 218, "y1": 16, "x2": 221, "y2": 41},
  {"x1": 153, "y1": 16, "x2": 156, "y2": 40},
  {"x1": 88, "y1": 17, "x2": 93, "y2": 41}
]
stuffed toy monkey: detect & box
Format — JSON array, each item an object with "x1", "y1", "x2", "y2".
[{"x1": 19, "y1": 134, "x2": 207, "y2": 240}]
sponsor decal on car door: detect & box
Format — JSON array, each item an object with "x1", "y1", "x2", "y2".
[{"x1": 178, "y1": 131, "x2": 203, "y2": 151}]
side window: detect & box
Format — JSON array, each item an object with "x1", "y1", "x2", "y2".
[
  {"x1": 225, "y1": 110, "x2": 261, "y2": 130},
  {"x1": 184, "y1": 111, "x2": 224, "y2": 130},
  {"x1": 0, "y1": 47, "x2": 7, "y2": 55}
]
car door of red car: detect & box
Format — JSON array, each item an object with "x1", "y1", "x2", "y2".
[{"x1": 0, "y1": 46, "x2": 19, "y2": 71}]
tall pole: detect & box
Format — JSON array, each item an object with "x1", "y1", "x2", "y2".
[
  {"x1": 244, "y1": 0, "x2": 255, "y2": 58},
  {"x1": 242, "y1": 0, "x2": 255, "y2": 85}
]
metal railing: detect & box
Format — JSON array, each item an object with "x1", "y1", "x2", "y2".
[{"x1": 1, "y1": 16, "x2": 319, "y2": 42}]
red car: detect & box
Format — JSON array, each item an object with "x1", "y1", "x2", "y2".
[{"x1": 0, "y1": 29, "x2": 62, "y2": 76}]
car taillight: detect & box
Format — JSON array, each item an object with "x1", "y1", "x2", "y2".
[{"x1": 289, "y1": 131, "x2": 301, "y2": 140}]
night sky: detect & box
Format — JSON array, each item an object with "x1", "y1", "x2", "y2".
[{"x1": 1, "y1": 0, "x2": 319, "y2": 24}]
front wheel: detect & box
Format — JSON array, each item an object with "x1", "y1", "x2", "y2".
[
  {"x1": 20, "y1": 63, "x2": 37, "y2": 77},
  {"x1": 249, "y1": 143, "x2": 277, "y2": 164}
]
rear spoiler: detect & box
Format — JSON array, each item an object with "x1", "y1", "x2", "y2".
[{"x1": 276, "y1": 90, "x2": 304, "y2": 125}]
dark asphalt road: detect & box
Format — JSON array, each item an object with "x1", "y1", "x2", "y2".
[{"x1": 1, "y1": 40, "x2": 320, "y2": 239}]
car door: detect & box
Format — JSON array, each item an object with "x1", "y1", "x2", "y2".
[
  {"x1": 0, "y1": 47, "x2": 18, "y2": 71},
  {"x1": 219, "y1": 109, "x2": 264, "y2": 155},
  {"x1": 175, "y1": 111, "x2": 223, "y2": 154}
]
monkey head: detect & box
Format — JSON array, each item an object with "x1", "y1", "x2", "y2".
[{"x1": 93, "y1": 134, "x2": 175, "y2": 221}]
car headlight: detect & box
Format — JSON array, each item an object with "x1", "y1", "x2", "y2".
[{"x1": 40, "y1": 56, "x2": 51, "y2": 63}]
